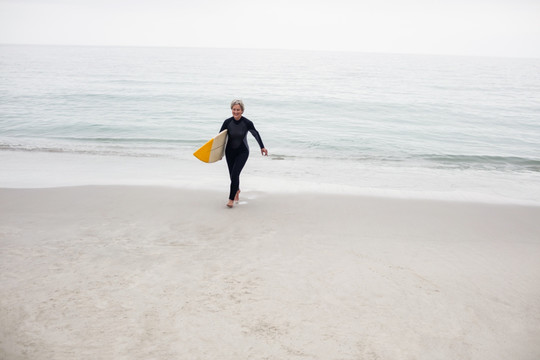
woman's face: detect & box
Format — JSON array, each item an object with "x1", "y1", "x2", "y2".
[{"x1": 232, "y1": 104, "x2": 243, "y2": 120}]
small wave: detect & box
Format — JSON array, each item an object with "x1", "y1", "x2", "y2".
[
  {"x1": 47, "y1": 136, "x2": 201, "y2": 145},
  {"x1": 0, "y1": 142, "x2": 171, "y2": 158},
  {"x1": 264, "y1": 151, "x2": 540, "y2": 173},
  {"x1": 421, "y1": 154, "x2": 540, "y2": 172}
]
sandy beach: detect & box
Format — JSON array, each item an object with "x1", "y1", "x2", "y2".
[{"x1": 1, "y1": 186, "x2": 539, "y2": 359}]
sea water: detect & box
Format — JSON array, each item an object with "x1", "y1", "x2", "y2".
[{"x1": 1, "y1": 45, "x2": 539, "y2": 204}]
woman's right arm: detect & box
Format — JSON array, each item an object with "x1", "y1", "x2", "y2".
[{"x1": 220, "y1": 119, "x2": 229, "y2": 132}]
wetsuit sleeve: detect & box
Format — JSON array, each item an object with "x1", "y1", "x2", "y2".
[
  {"x1": 247, "y1": 121, "x2": 265, "y2": 149},
  {"x1": 220, "y1": 119, "x2": 229, "y2": 132}
]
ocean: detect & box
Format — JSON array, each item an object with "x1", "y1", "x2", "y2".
[{"x1": 1, "y1": 44, "x2": 539, "y2": 204}]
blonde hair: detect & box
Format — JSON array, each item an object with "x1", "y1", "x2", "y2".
[{"x1": 230, "y1": 99, "x2": 245, "y2": 111}]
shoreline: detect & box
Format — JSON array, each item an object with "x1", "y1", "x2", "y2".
[
  {"x1": 3, "y1": 183, "x2": 540, "y2": 207},
  {"x1": 1, "y1": 185, "x2": 540, "y2": 359},
  {"x1": 1, "y1": 150, "x2": 539, "y2": 207}
]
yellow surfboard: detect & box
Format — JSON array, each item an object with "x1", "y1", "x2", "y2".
[{"x1": 193, "y1": 130, "x2": 228, "y2": 163}]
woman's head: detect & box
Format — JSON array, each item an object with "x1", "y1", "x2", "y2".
[
  {"x1": 231, "y1": 99, "x2": 244, "y2": 120},
  {"x1": 230, "y1": 99, "x2": 245, "y2": 112}
]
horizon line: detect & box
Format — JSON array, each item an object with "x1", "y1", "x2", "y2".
[{"x1": 1, "y1": 42, "x2": 538, "y2": 61}]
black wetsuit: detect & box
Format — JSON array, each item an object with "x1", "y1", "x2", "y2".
[{"x1": 220, "y1": 116, "x2": 265, "y2": 201}]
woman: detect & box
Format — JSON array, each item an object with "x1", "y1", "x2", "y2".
[{"x1": 220, "y1": 99, "x2": 268, "y2": 208}]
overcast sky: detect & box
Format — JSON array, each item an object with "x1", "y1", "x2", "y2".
[{"x1": 1, "y1": 0, "x2": 539, "y2": 58}]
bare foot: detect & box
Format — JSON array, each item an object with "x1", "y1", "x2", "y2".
[
  {"x1": 226, "y1": 200, "x2": 234, "y2": 208},
  {"x1": 234, "y1": 189, "x2": 241, "y2": 203}
]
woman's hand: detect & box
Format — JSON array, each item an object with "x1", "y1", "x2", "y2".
[{"x1": 261, "y1": 148, "x2": 268, "y2": 156}]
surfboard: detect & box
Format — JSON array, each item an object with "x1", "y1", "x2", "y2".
[{"x1": 193, "y1": 130, "x2": 228, "y2": 163}]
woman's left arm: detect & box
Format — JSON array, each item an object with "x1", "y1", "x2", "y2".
[{"x1": 247, "y1": 120, "x2": 267, "y2": 154}]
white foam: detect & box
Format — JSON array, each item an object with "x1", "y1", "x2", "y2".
[{"x1": 2, "y1": 150, "x2": 539, "y2": 206}]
